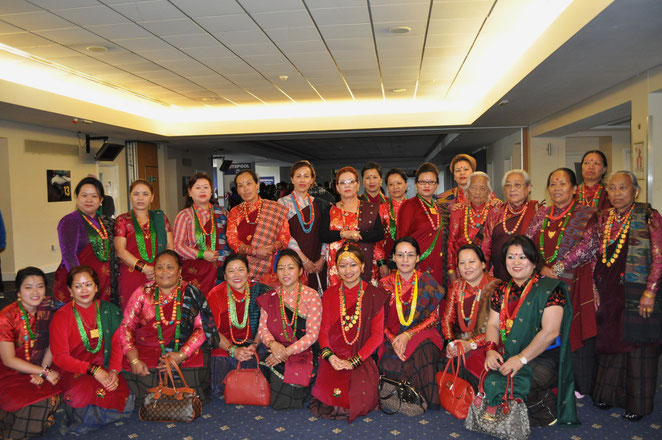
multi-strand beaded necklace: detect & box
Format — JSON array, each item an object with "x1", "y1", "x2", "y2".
[
  {"x1": 539, "y1": 202, "x2": 577, "y2": 264},
  {"x1": 578, "y1": 183, "x2": 603, "y2": 208},
  {"x1": 463, "y1": 204, "x2": 489, "y2": 244},
  {"x1": 291, "y1": 193, "x2": 315, "y2": 234},
  {"x1": 154, "y1": 284, "x2": 183, "y2": 355},
  {"x1": 79, "y1": 210, "x2": 110, "y2": 262},
  {"x1": 601, "y1": 205, "x2": 634, "y2": 267},
  {"x1": 192, "y1": 203, "x2": 217, "y2": 256},
  {"x1": 18, "y1": 300, "x2": 36, "y2": 361},
  {"x1": 457, "y1": 279, "x2": 483, "y2": 333},
  {"x1": 73, "y1": 301, "x2": 103, "y2": 353},
  {"x1": 394, "y1": 271, "x2": 418, "y2": 327},
  {"x1": 131, "y1": 210, "x2": 156, "y2": 263},
  {"x1": 416, "y1": 195, "x2": 442, "y2": 261},
  {"x1": 227, "y1": 283, "x2": 251, "y2": 345},
  {"x1": 242, "y1": 198, "x2": 263, "y2": 225},
  {"x1": 278, "y1": 284, "x2": 302, "y2": 341},
  {"x1": 501, "y1": 202, "x2": 528, "y2": 235},
  {"x1": 339, "y1": 282, "x2": 365, "y2": 345},
  {"x1": 499, "y1": 277, "x2": 536, "y2": 345}
]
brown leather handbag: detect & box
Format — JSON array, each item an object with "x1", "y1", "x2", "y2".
[
  {"x1": 139, "y1": 357, "x2": 202, "y2": 423},
  {"x1": 436, "y1": 343, "x2": 475, "y2": 419},
  {"x1": 223, "y1": 353, "x2": 270, "y2": 406}
]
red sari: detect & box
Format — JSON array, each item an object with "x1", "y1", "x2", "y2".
[
  {"x1": 448, "y1": 202, "x2": 500, "y2": 273},
  {"x1": 114, "y1": 211, "x2": 171, "y2": 310},
  {"x1": 50, "y1": 301, "x2": 129, "y2": 412},
  {"x1": 312, "y1": 282, "x2": 387, "y2": 421},
  {"x1": 0, "y1": 301, "x2": 60, "y2": 413},
  {"x1": 378, "y1": 198, "x2": 404, "y2": 260},
  {"x1": 397, "y1": 196, "x2": 449, "y2": 286}
]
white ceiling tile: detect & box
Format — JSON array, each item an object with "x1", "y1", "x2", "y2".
[
  {"x1": 25, "y1": 44, "x2": 81, "y2": 59},
  {"x1": 141, "y1": 70, "x2": 182, "y2": 81},
  {"x1": 117, "y1": 60, "x2": 163, "y2": 72},
  {"x1": 241, "y1": 53, "x2": 288, "y2": 66},
  {"x1": 114, "y1": 37, "x2": 174, "y2": 52},
  {"x1": 425, "y1": 33, "x2": 475, "y2": 48},
  {"x1": 23, "y1": 0, "x2": 99, "y2": 9},
  {"x1": 56, "y1": 6, "x2": 129, "y2": 27},
  {"x1": 141, "y1": 19, "x2": 202, "y2": 37},
  {"x1": 237, "y1": 0, "x2": 304, "y2": 13},
  {"x1": 373, "y1": 20, "x2": 429, "y2": 36},
  {"x1": 306, "y1": 0, "x2": 365, "y2": 9},
  {"x1": 0, "y1": 11, "x2": 74, "y2": 31},
  {"x1": 370, "y1": 3, "x2": 431, "y2": 23},
  {"x1": 196, "y1": 14, "x2": 259, "y2": 33},
  {"x1": 278, "y1": 40, "x2": 327, "y2": 53},
  {"x1": 184, "y1": 45, "x2": 234, "y2": 59},
  {"x1": 170, "y1": 0, "x2": 243, "y2": 17},
  {"x1": 310, "y1": 7, "x2": 370, "y2": 26},
  {"x1": 375, "y1": 34, "x2": 425, "y2": 50},
  {"x1": 424, "y1": 46, "x2": 470, "y2": 57},
  {"x1": 252, "y1": 10, "x2": 312, "y2": 30},
  {"x1": 35, "y1": 27, "x2": 108, "y2": 46},
  {"x1": 430, "y1": 1, "x2": 493, "y2": 20},
  {"x1": 266, "y1": 26, "x2": 320, "y2": 43},
  {"x1": 318, "y1": 23, "x2": 373, "y2": 40},
  {"x1": 213, "y1": 30, "x2": 270, "y2": 45},
  {"x1": 0, "y1": 32, "x2": 55, "y2": 48},
  {"x1": 162, "y1": 33, "x2": 219, "y2": 49},
  {"x1": 326, "y1": 38, "x2": 374, "y2": 51},
  {"x1": 94, "y1": 71, "x2": 143, "y2": 82},
  {"x1": 428, "y1": 19, "x2": 483, "y2": 35},
  {"x1": 90, "y1": 51, "x2": 147, "y2": 65},
  {"x1": 0, "y1": 1, "x2": 41, "y2": 15},
  {"x1": 228, "y1": 42, "x2": 277, "y2": 56},
  {"x1": 136, "y1": 48, "x2": 188, "y2": 61},
  {"x1": 0, "y1": 21, "x2": 22, "y2": 34},
  {"x1": 109, "y1": 1, "x2": 185, "y2": 22},
  {"x1": 86, "y1": 23, "x2": 151, "y2": 40}
]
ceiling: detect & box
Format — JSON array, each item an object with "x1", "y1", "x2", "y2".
[{"x1": 1, "y1": 0, "x2": 660, "y2": 167}]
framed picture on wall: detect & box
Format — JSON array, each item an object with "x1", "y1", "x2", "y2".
[
  {"x1": 632, "y1": 142, "x2": 645, "y2": 179},
  {"x1": 46, "y1": 170, "x2": 71, "y2": 202}
]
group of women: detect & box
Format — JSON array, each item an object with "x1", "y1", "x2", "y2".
[{"x1": 0, "y1": 150, "x2": 660, "y2": 438}]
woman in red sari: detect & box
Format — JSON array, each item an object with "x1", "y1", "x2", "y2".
[
  {"x1": 311, "y1": 243, "x2": 388, "y2": 422},
  {"x1": 0, "y1": 267, "x2": 60, "y2": 439},
  {"x1": 377, "y1": 168, "x2": 408, "y2": 277},
  {"x1": 50, "y1": 266, "x2": 132, "y2": 434},
  {"x1": 53, "y1": 177, "x2": 115, "y2": 304},
  {"x1": 441, "y1": 244, "x2": 500, "y2": 389},
  {"x1": 206, "y1": 254, "x2": 271, "y2": 398},
  {"x1": 448, "y1": 172, "x2": 501, "y2": 281},
  {"x1": 174, "y1": 172, "x2": 231, "y2": 296},
  {"x1": 525, "y1": 168, "x2": 599, "y2": 398},
  {"x1": 257, "y1": 249, "x2": 322, "y2": 409},
  {"x1": 227, "y1": 170, "x2": 290, "y2": 283},
  {"x1": 115, "y1": 179, "x2": 173, "y2": 310},
  {"x1": 278, "y1": 160, "x2": 329, "y2": 291},
  {"x1": 482, "y1": 170, "x2": 539, "y2": 280},
  {"x1": 119, "y1": 250, "x2": 219, "y2": 406},
  {"x1": 397, "y1": 162, "x2": 450, "y2": 287},
  {"x1": 320, "y1": 166, "x2": 384, "y2": 286},
  {"x1": 578, "y1": 150, "x2": 611, "y2": 211},
  {"x1": 378, "y1": 237, "x2": 445, "y2": 409}
]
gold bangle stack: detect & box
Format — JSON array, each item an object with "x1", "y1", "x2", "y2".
[{"x1": 129, "y1": 358, "x2": 140, "y2": 366}]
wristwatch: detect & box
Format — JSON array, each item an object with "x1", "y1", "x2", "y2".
[{"x1": 519, "y1": 354, "x2": 528, "y2": 365}]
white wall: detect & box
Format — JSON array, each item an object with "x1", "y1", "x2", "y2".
[
  {"x1": 649, "y1": 91, "x2": 662, "y2": 210},
  {"x1": 486, "y1": 131, "x2": 521, "y2": 199}
]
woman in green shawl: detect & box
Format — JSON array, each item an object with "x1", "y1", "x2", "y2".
[{"x1": 482, "y1": 235, "x2": 578, "y2": 427}]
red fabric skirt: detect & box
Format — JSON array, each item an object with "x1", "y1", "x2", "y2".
[
  {"x1": 0, "y1": 367, "x2": 61, "y2": 413},
  {"x1": 181, "y1": 258, "x2": 217, "y2": 297},
  {"x1": 53, "y1": 244, "x2": 111, "y2": 303}
]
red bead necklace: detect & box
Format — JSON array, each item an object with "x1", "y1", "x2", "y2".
[
  {"x1": 340, "y1": 200, "x2": 360, "y2": 231},
  {"x1": 417, "y1": 195, "x2": 440, "y2": 229},
  {"x1": 501, "y1": 202, "x2": 528, "y2": 235},
  {"x1": 242, "y1": 198, "x2": 263, "y2": 225}
]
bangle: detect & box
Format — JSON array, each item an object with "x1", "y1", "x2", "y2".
[
  {"x1": 87, "y1": 364, "x2": 101, "y2": 376},
  {"x1": 349, "y1": 355, "x2": 362, "y2": 369},
  {"x1": 643, "y1": 291, "x2": 656, "y2": 299},
  {"x1": 321, "y1": 347, "x2": 334, "y2": 361},
  {"x1": 485, "y1": 341, "x2": 499, "y2": 353},
  {"x1": 229, "y1": 345, "x2": 237, "y2": 358},
  {"x1": 40, "y1": 366, "x2": 50, "y2": 378},
  {"x1": 134, "y1": 260, "x2": 146, "y2": 272},
  {"x1": 129, "y1": 358, "x2": 140, "y2": 366},
  {"x1": 197, "y1": 248, "x2": 205, "y2": 259},
  {"x1": 376, "y1": 259, "x2": 386, "y2": 267}
]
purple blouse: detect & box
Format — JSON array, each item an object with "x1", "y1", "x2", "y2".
[{"x1": 57, "y1": 210, "x2": 101, "y2": 271}]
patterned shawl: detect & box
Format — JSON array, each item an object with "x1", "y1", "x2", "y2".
[{"x1": 248, "y1": 199, "x2": 288, "y2": 281}]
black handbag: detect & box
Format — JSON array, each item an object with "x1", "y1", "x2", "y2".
[
  {"x1": 464, "y1": 370, "x2": 530, "y2": 440},
  {"x1": 378, "y1": 375, "x2": 428, "y2": 417}
]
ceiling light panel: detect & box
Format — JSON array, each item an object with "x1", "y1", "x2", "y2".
[
  {"x1": 55, "y1": 6, "x2": 128, "y2": 27},
  {"x1": 0, "y1": 32, "x2": 52, "y2": 48},
  {"x1": 251, "y1": 10, "x2": 312, "y2": 30},
  {"x1": 310, "y1": 7, "x2": 370, "y2": 26},
  {"x1": 163, "y1": 34, "x2": 219, "y2": 49},
  {"x1": 195, "y1": 14, "x2": 258, "y2": 33},
  {"x1": 109, "y1": 1, "x2": 185, "y2": 22},
  {"x1": 0, "y1": 11, "x2": 73, "y2": 31},
  {"x1": 169, "y1": 0, "x2": 243, "y2": 17},
  {"x1": 238, "y1": 0, "x2": 304, "y2": 14},
  {"x1": 370, "y1": 3, "x2": 431, "y2": 23},
  {"x1": 430, "y1": 1, "x2": 494, "y2": 20},
  {"x1": 140, "y1": 19, "x2": 202, "y2": 37}
]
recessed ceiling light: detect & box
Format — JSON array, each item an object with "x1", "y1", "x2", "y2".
[
  {"x1": 201, "y1": 97, "x2": 218, "y2": 102},
  {"x1": 389, "y1": 26, "x2": 411, "y2": 34},
  {"x1": 498, "y1": 99, "x2": 509, "y2": 106},
  {"x1": 279, "y1": 75, "x2": 288, "y2": 81},
  {"x1": 391, "y1": 88, "x2": 407, "y2": 93},
  {"x1": 86, "y1": 46, "x2": 108, "y2": 53}
]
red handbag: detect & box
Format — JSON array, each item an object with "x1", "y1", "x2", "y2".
[
  {"x1": 436, "y1": 343, "x2": 475, "y2": 419},
  {"x1": 223, "y1": 353, "x2": 270, "y2": 406}
]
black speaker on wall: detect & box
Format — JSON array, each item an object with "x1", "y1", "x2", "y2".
[
  {"x1": 219, "y1": 159, "x2": 233, "y2": 172},
  {"x1": 95, "y1": 142, "x2": 125, "y2": 161}
]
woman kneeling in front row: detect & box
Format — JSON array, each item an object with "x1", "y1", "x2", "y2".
[{"x1": 482, "y1": 235, "x2": 579, "y2": 427}]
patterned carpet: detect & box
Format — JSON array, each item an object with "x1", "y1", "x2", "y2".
[{"x1": 38, "y1": 381, "x2": 662, "y2": 440}]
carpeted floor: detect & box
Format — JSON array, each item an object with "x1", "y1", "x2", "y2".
[{"x1": 2, "y1": 280, "x2": 661, "y2": 439}]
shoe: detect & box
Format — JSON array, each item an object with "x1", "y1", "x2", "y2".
[
  {"x1": 574, "y1": 391, "x2": 585, "y2": 399},
  {"x1": 593, "y1": 402, "x2": 612, "y2": 410},
  {"x1": 622, "y1": 411, "x2": 643, "y2": 421}
]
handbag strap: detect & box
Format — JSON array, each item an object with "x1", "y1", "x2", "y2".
[
  {"x1": 162, "y1": 356, "x2": 193, "y2": 390},
  {"x1": 477, "y1": 368, "x2": 489, "y2": 395},
  {"x1": 378, "y1": 376, "x2": 402, "y2": 415},
  {"x1": 234, "y1": 352, "x2": 260, "y2": 372},
  {"x1": 503, "y1": 373, "x2": 514, "y2": 402}
]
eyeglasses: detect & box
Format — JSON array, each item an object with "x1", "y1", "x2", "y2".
[
  {"x1": 416, "y1": 180, "x2": 437, "y2": 186},
  {"x1": 394, "y1": 252, "x2": 417, "y2": 260},
  {"x1": 338, "y1": 179, "x2": 357, "y2": 186}
]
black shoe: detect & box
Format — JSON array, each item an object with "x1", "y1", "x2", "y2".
[
  {"x1": 622, "y1": 411, "x2": 643, "y2": 421},
  {"x1": 593, "y1": 402, "x2": 612, "y2": 410}
]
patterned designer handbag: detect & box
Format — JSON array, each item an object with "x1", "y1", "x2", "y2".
[
  {"x1": 436, "y1": 343, "x2": 475, "y2": 419},
  {"x1": 139, "y1": 357, "x2": 202, "y2": 423},
  {"x1": 378, "y1": 375, "x2": 428, "y2": 417},
  {"x1": 464, "y1": 370, "x2": 530, "y2": 440},
  {"x1": 223, "y1": 353, "x2": 270, "y2": 406}
]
